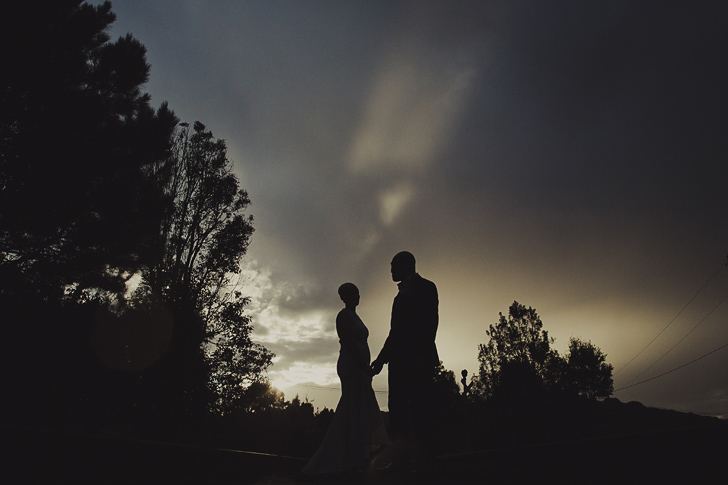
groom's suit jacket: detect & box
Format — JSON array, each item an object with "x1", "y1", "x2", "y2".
[{"x1": 377, "y1": 273, "x2": 439, "y2": 375}]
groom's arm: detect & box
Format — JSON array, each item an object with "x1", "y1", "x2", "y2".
[
  {"x1": 371, "y1": 333, "x2": 394, "y2": 373},
  {"x1": 371, "y1": 311, "x2": 397, "y2": 375},
  {"x1": 372, "y1": 295, "x2": 409, "y2": 373},
  {"x1": 371, "y1": 332, "x2": 393, "y2": 375}
]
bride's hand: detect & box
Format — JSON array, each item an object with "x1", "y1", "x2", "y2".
[{"x1": 370, "y1": 358, "x2": 384, "y2": 376}]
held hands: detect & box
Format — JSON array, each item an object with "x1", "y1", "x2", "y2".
[{"x1": 369, "y1": 358, "x2": 384, "y2": 376}]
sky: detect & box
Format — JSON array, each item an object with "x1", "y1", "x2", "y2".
[{"x1": 99, "y1": 0, "x2": 728, "y2": 417}]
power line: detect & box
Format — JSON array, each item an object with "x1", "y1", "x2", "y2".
[
  {"x1": 614, "y1": 340, "x2": 728, "y2": 392},
  {"x1": 614, "y1": 258, "x2": 726, "y2": 377},
  {"x1": 621, "y1": 290, "x2": 728, "y2": 387}
]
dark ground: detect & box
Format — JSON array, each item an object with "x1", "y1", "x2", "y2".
[{"x1": 4, "y1": 421, "x2": 727, "y2": 484}]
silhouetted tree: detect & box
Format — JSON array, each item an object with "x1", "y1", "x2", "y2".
[
  {"x1": 0, "y1": 1, "x2": 176, "y2": 426},
  {"x1": 434, "y1": 361, "x2": 461, "y2": 404},
  {"x1": 475, "y1": 302, "x2": 614, "y2": 407},
  {"x1": 0, "y1": 1, "x2": 177, "y2": 300},
  {"x1": 474, "y1": 301, "x2": 559, "y2": 399},
  {"x1": 138, "y1": 121, "x2": 273, "y2": 415},
  {"x1": 560, "y1": 337, "x2": 613, "y2": 399},
  {"x1": 237, "y1": 381, "x2": 287, "y2": 414}
]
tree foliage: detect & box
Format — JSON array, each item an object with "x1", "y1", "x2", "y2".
[
  {"x1": 140, "y1": 121, "x2": 273, "y2": 415},
  {"x1": 433, "y1": 361, "x2": 462, "y2": 405},
  {"x1": 0, "y1": 2, "x2": 270, "y2": 426},
  {"x1": 0, "y1": 0, "x2": 177, "y2": 300},
  {"x1": 147, "y1": 122, "x2": 254, "y2": 306},
  {"x1": 475, "y1": 301, "x2": 613, "y2": 402},
  {"x1": 0, "y1": 1, "x2": 178, "y2": 426},
  {"x1": 475, "y1": 301, "x2": 557, "y2": 399},
  {"x1": 561, "y1": 337, "x2": 614, "y2": 399}
]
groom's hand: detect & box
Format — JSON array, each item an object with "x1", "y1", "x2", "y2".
[{"x1": 370, "y1": 358, "x2": 384, "y2": 376}]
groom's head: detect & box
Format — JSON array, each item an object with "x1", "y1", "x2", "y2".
[{"x1": 391, "y1": 251, "x2": 416, "y2": 282}]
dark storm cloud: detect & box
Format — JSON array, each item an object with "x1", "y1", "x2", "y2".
[
  {"x1": 416, "y1": 0, "x2": 728, "y2": 308},
  {"x1": 439, "y1": 0, "x2": 728, "y2": 220}
]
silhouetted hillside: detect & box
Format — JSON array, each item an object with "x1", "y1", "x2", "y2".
[{"x1": 432, "y1": 392, "x2": 723, "y2": 454}]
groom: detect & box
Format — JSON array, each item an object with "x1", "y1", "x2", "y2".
[{"x1": 371, "y1": 251, "x2": 439, "y2": 469}]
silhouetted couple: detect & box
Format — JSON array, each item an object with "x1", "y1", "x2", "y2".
[{"x1": 303, "y1": 251, "x2": 439, "y2": 476}]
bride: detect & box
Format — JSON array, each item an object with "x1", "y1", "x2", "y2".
[{"x1": 302, "y1": 283, "x2": 389, "y2": 475}]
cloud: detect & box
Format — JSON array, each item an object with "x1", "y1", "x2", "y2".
[
  {"x1": 240, "y1": 259, "x2": 343, "y2": 393},
  {"x1": 240, "y1": 261, "x2": 336, "y2": 337},
  {"x1": 105, "y1": 0, "x2": 728, "y2": 415},
  {"x1": 347, "y1": 41, "x2": 476, "y2": 174},
  {"x1": 378, "y1": 181, "x2": 415, "y2": 226}
]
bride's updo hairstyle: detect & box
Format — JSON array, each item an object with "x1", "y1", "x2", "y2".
[{"x1": 338, "y1": 282, "x2": 358, "y2": 302}]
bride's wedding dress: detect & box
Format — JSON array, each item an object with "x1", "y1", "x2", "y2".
[{"x1": 302, "y1": 309, "x2": 389, "y2": 475}]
